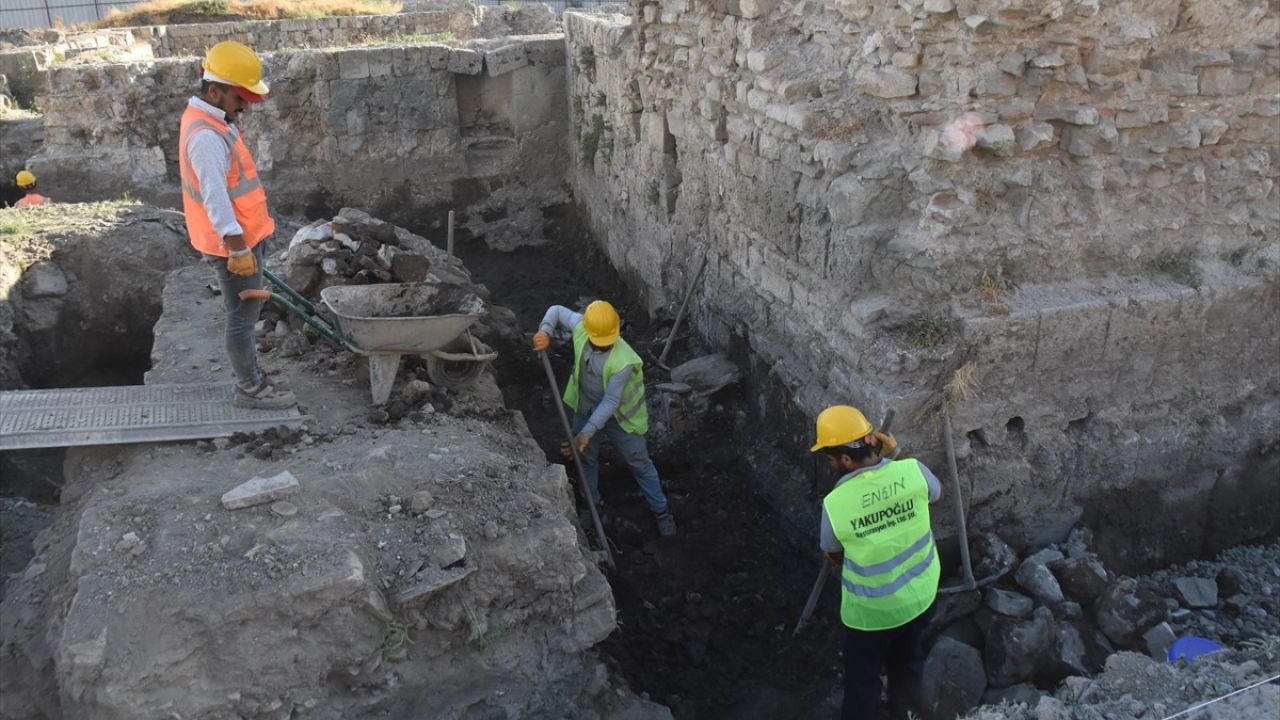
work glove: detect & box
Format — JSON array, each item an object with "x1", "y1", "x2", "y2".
[
  {"x1": 532, "y1": 331, "x2": 551, "y2": 352},
  {"x1": 822, "y1": 551, "x2": 843, "y2": 569},
  {"x1": 227, "y1": 250, "x2": 258, "y2": 277},
  {"x1": 874, "y1": 430, "x2": 897, "y2": 457},
  {"x1": 574, "y1": 432, "x2": 591, "y2": 455},
  {"x1": 560, "y1": 440, "x2": 573, "y2": 460}
]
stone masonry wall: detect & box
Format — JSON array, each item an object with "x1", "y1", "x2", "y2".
[
  {"x1": 31, "y1": 35, "x2": 570, "y2": 249},
  {"x1": 562, "y1": 1, "x2": 1280, "y2": 570}
]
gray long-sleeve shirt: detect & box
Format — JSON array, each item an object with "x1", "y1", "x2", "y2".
[
  {"x1": 540, "y1": 305, "x2": 630, "y2": 438},
  {"x1": 186, "y1": 96, "x2": 245, "y2": 240},
  {"x1": 819, "y1": 459, "x2": 943, "y2": 553}
]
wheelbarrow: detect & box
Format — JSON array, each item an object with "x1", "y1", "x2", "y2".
[{"x1": 239, "y1": 269, "x2": 497, "y2": 404}]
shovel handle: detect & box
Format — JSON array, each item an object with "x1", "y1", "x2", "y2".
[{"x1": 238, "y1": 289, "x2": 271, "y2": 302}]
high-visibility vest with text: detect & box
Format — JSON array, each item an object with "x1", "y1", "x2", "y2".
[
  {"x1": 823, "y1": 459, "x2": 940, "y2": 630},
  {"x1": 178, "y1": 104, "x2": 274, "y2": 257},
  {"x1": 563, "y1": 324, "x2": 648, "y2": 435}
]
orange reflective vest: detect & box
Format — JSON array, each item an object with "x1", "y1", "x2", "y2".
[
  {"x1": 178, "y1": 104, "x2": 274, "y2": 257},
  {"x1": 14, "y1": 193, "x2": 50, "y2": 207}
]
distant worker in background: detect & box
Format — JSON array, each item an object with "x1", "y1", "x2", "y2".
[
  {"x1": 179, "y1": 40, "x2": 295, "y2": 410},
  {"x1": 811, "y1": 405, "x2": 942, "y2": 720},
  {"x1": 13, "y1": 170, "x2": 52, "y2": 207},
  {"x1": 533, "y1": 300, "x2": 677, "y2": 537}
]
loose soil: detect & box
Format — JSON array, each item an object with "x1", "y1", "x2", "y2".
[{"x1": 448, "y1": 227, "x2": 844, "y2": 719}]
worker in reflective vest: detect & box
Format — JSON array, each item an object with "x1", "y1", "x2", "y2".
[
  {"x1": 179, "y1": 40, "x2": 294, "y2": 410},
  {"x1": 812, "y1": 405, "x2": 943, "y2": 720},
  {"x1": 533, "y1": 300, "x2": 677, "y2": 537}
]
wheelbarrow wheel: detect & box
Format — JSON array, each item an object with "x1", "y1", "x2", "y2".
[{"x1": 427, "y1": 356, "x2": 487, "y2": 390}]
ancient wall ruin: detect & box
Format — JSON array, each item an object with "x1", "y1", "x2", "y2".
[
  {"x1": 30, "y1": 34, "x2": 570, "y2": 249},
  {"x1": 561, "y1": 1, "x2": 1280, "y2": 569}
]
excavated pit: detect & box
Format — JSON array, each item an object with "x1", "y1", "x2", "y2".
[{"x1": 0, "y1": 204, "x2": 189, "y2": 603}]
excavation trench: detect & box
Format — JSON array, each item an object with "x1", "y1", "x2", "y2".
[
  {"x1": 442, "y1": 215, "x2": 893, "y2": 720},
  {"x1": 0, "y1": 209, "x2": 178, "y2": 602}
]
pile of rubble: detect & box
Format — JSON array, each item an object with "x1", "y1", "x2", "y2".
[
  {"x1": 282, "y1": 207, "x2": 464, "y2": 298},
  {"x1": 918, "y1": 530, "x2": 1280, "y2": 720}
]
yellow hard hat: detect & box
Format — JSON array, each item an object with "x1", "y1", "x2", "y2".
[
  {"x1": 203, "y1": 41, "x2": 269, "y2": 100},
  {"x1": 15, "y1": 170, "x2": 36, "y2": 189},
  {"x1": 811, "y1": 405, "x2": 874, "y2": 452},
  {"x1": 582, "y1": 300, "x2": 621, "y2": 346}
]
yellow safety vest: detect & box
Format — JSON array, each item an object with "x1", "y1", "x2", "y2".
[
  {"x1": 563, "y1": 324, "x2": 648, "y2": 435},
  {"x1": 823, "y1": 459, "x2": 940, "y2": 630}
]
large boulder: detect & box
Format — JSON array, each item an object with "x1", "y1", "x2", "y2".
[
  {"x1": 1095, "y1": 578, "x2": 1166, "y2": 648},
  {"x1": 1015, "y1": 557, "x2": 1066, "y2": 606},
  {"x1": 920, "y1": 637, "x2": 986, "y2": 720},
  {"x1": 1053, "y1": 555, "x2": 1110, "y2": 604},
  {"x1": 984, "y1": 607, "x2": 1056, "y2": 686}
]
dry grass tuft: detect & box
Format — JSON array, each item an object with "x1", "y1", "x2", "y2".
[
  {"x1": 90, "y1": 0, "x2": 400, "y2": 28},
  {"x1": 944, "y1": 361, "x2": 982, "y2": 406}
]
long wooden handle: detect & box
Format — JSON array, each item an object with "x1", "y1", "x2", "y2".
[{"x1": 539, "y1": 351, "x2": 615, "y2": 570}]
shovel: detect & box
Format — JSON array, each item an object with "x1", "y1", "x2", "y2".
[{"x1": 539, "y1": 350, "x2": 615, "y2": 570}]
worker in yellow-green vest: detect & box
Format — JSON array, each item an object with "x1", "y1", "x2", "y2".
[
  {"x1": 812, "y1": 405, "x2": 943, "y2": 720},
  {"x1": 533, "y1": 300, "x2": 676, "y2": 537}
]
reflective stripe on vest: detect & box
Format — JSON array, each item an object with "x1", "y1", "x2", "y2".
[
  {"x1": 822, "y1": 459, "x2": 940, "y2": 630},
  {"x1": 563, "y1": 323, "x2": 649, "y2": 435},
  {"x1": 178, "y1": 105, "x2": 274, "y2": 257}
]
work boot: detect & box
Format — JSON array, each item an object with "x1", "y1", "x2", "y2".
[
  {"x1": 234, "y1": 381, "x2": 298, "y2": 410},
  {"x1": 655, "y1": 510, "x2": 677, "y2": 537}
]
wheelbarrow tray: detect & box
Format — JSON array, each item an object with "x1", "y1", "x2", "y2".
[{"x1": 319, "y1": 282, "x2": 486, "y2": 355}]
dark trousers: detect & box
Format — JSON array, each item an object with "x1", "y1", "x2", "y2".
[{"x1": 841, "y1": 607, "x2": 932, "y2": 720}]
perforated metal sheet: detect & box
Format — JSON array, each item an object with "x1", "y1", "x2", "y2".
[{"x1": 0, "y1": 384, "x2": 307, "y2": 450}]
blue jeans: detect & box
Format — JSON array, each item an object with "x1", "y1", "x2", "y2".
[
  {"x1": 572, "y1": 413, "x2": 669, "y2": 515},
  {"x1": 204, "y1": 241, "x2": 267, "y2": 389}
]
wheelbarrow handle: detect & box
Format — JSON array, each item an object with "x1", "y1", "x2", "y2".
[{"x1": 239, "y1": 289, "x2": 271, "y2": 302}]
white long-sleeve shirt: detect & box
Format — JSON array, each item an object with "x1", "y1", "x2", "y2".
[
  {"x1": 540, "y1": 305, "x2": 631, "y2": 438},
  {"x1": 186, "y1": 96, "x2": 244, "y2": 239}
]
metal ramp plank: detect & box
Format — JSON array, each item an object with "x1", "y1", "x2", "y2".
[{"x1": 0, "y1": 383, "x2": 308, "y2": 451}]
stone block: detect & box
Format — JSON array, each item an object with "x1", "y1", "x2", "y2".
[
  {"x1": 920, "y1": 637, "x2": 985, "y2": 720},
  {"x1": 222, "y1": 471, "x2": 301, "y2": 510},
  {"x1": 1142, "y1": 621, "x2": 1176, "y2": 661},
  {"x1": 391, "y1": 565, "x2": 475, "y2": 606},
  {"x1": 746, "y1": 49, "x2": 780, "y2": 73},
  {"x1": 1036, "y1": 105, "x2": 1098, "y2": 125},
  {"x1": 738, "y1": 0, "x2": 778, "y2": 19},
  {"x1": 984, "y1": 607, "x2": 1055, "y2": 687},
  {"x1": 999, "y1": 51, "x2": 1026, "y2": 77},
  {"x1": 367, "y1": 50, "x2": 394, "y2": 78},
  {"x1": 856, "y1": 68, "x2": 917, "y2": 98},
  {"x1": 977, "y1": 123, "x2": 1016, "y2": 156},
  {"x1": 22, "y1": 262, "x2": 68, "y2": 299},
  {"x1": 1017, "y1": 121, "x2": 1056, "y2": 151},
  {"x1": 486, "y1": 43, "x2": 528, "y2": 77},
  {"x1": 985, "y1": 588, "x2": 1034, "y2": 618},
  {"x1": 337, "y1": 50, "x2": 370, "y2": 80},
  {"x1": 923, "y1": 0, "x2": 954, "y2": 13},
  {"x1": 1095, "y1": 578, "x2": 1165, "y2": 648},
  {"x1": 1199, "y1": 67, "x2": 1253, "y2": 95},
  {"x1": 977, "y1": 67, "x2": 1018, "y2": 97},
  {"x1": 1114, "y1": 106, "x2": 1168, "y2": 129},
  {"x1": 1173, "y1": 577, "x2": 1218, "y2": 608},
  {"x1": 1196, "y1": 117, "x2": 1228, "y2": 145},
  {"x1": 1015, "y1": 558, "x2": 1065, "y2": 605},
  {"x1": 1150, "y1": 71, "x2": 1199, "y2": 95},
  {"x1": 1053, "y1": 556, "x2": 1109, "y2": 602},
  {"x1": 448, "y1": 48, "x2": 483, "y2": 75}
]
